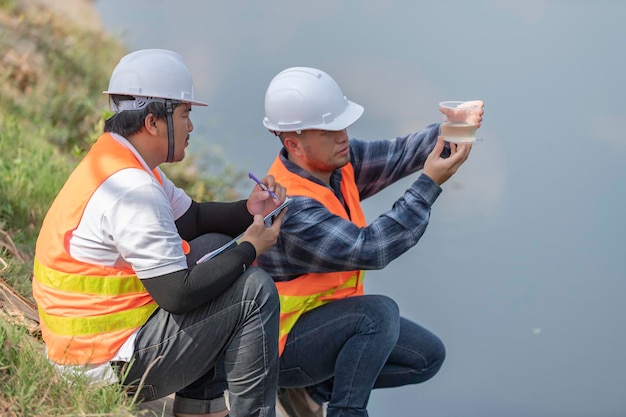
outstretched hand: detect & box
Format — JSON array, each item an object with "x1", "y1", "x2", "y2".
[{"x1": 423, "y1": 136, "x2": 472, "y2": 185}]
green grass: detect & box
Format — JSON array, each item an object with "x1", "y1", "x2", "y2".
[
  {"x1": 0, "y1": 319, "x2": 138, "y2": 416},
  {"x1": 0, "y1": 115, "x2": 73, "y2": 247},
  {"x1": 0, "y1": 2, "x2": 244, "y2": 415}
]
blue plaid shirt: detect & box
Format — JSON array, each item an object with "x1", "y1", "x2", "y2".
[{"x1": 256, "y1": 123, "x2": 446, "y2": 281}]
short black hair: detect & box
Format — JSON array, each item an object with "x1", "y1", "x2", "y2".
[{"x1": 103, "y1": 95, "x2": 181, "y2": 137}]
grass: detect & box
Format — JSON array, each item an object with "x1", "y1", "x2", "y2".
[
  {"x1": 0, "y1": 1, "x2": 244, "y2": 415},
  {"x1": 0, "y1": 115, "x2": 73, "y2": 247},
  {"x1": 0, "y1": 319, "x2": 139, "y2": 416}
]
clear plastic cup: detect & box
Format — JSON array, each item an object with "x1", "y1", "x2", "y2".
[{"x1": 439, "y1": 101, "x2": 481, "y2": 143}]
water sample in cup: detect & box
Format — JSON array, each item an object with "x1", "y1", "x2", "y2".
[{"x1": 439, "y1": 101, "x2": 480, "y2": 143}]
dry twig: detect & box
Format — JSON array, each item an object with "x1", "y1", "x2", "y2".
[{"x1": 0, "y1": 229, "x2": 26, "y2": 262}]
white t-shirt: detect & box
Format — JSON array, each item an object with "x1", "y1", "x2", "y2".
[{"x1": 55, "y1": 133, "x2": 192, "y2": 383}]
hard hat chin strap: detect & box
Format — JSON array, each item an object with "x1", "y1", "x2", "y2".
[{"x1": 165, "y1": 99, "x2": 175, "y2": 163}]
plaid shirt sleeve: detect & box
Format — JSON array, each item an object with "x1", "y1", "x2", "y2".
[{"x1": 256, "y1": 123, "x2": 445, "y2": 280}]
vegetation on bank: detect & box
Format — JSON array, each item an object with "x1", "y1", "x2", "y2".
[{"x1": 0, "y1": 2, "x2": 242, "y2": 415}]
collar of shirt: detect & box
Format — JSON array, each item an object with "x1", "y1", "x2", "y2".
[{"x1": 278, "y1": 147, "x2": 346, "y2": 206}]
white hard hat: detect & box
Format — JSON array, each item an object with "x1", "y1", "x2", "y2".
[
  {"x1": 263, "y1": 67, "x2": 363, "y2": 132},
  {"x1": 103, "y1": 49, "x2": 208, "y2": 110}
]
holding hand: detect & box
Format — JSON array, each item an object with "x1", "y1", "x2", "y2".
[
  {"x1": 246, "y1": 174, "x2": 288, "y2": 217},
  {"x1": 241, "y1": 209, "x2": 287, "y2": 256},
  {"x1": 423, "y1": 137, "x2": 472, "y2": 185}
]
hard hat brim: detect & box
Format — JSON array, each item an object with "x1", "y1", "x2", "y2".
[
  {"x1": 322, "y1": 100, "x2": 364, "y2": 131},
  {"x1": 102, "y1": 91, "x2": 208, "y2": 107}
]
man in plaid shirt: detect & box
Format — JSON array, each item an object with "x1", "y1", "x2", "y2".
[{"x1": 257, "y1": 66, "x2": 483, "y2": 417}]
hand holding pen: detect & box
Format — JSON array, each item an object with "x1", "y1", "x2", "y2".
[
  {"x1": 248, "y1": 172, "x2": 278, "y2": 200},
  {"x1": 246, "y1": 172, "x2": 287, "y2": 219}
]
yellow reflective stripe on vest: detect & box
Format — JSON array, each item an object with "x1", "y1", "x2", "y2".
[
  {"x1": 278, "y1": 299, "x2": 330, "y2": 342},
  {"x1": 279, "y1": 273, "x2": 359, "y2": 313},
  {"x1": 34, "y1": 258, "x2": 145, "y2": 295},
  {"x1": 38, "y1": 303, "x2": 157, "y2": 337},
  {"x1": 277, "y1": 273, "x2": 361, "y2": 340}
]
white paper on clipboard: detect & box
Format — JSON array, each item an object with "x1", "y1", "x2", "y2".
[{"x1": 196, "y1": 196, "x2": 294, "y2": 264}]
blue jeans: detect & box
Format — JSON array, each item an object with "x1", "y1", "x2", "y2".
[
  {"x1": 121, "y1": 233, "x2": 279, "y2": 417},
  {"x1": 278, "y1": 295, "x2": 445, "y2": 417}
]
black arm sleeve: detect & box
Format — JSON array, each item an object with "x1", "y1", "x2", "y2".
[
  {"x1": 141, "y1": 241, "x2": 257, "y2": 314},
  {"x1": 175, "y1": 200, "x2": 253, "y2": 241}
]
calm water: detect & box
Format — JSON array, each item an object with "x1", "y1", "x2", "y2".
[{"x1": 95, "y1": 1, "x2": 626, "y2": 416}]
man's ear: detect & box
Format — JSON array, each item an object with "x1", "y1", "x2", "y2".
[
  {"x1": 144, "y1": 114, "x2": 159, "y2": 135},
  {"x1": 283, "y1": 135, "x2": 302, "y2": 156}
]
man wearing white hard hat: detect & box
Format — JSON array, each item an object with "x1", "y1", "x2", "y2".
[
  {"x1": 256, "y1": 67, "x2": 484, "y2": 417},
  {"x1": 33, "y1": 49, "x2": 287, "y2": 417}
]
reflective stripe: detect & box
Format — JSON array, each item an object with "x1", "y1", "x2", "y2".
[
  {"x1": 38, "y1": 303, "x2": 157, "y2": 336},
  {"x1": 278, "y1": 297, "x2": 330, "y2": 342},
  {"x1": 278, "y1": 273, "x2": 360, "y2": 315},
  {"x1": 34, "y1": 258, "x2": 145, "y2": 295},
  {"x1": 276, "y1": 273, "x2": 364, "y2": 353}
]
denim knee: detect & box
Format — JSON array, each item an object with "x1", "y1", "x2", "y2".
[
  {"x1": 401, "y1": 319, "x2": 446, "y2": 384},
  {"x1": 362, "y1": 295, "x2": 401, "y2": 344},
  {"x1": 420, "y1": 334, "x2": 445, "y2": 382},
  {"x1": 242, "y1": 266, "x2": 279, "y2": 309}
]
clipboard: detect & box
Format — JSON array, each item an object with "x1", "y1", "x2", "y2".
[{"x1": 196, "y1": 196, "x2": 294, "y2": 264}]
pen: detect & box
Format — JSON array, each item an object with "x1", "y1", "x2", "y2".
[{"x1": 248, "y1": 172, "x2": 278, "y2": 200}]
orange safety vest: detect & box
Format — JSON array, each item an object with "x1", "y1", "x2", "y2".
[
  {"x1": 32, "y1": 133, "x2": 178, "y2": 365},
  {"x1": 267, "y1": 155, "x2": 367, "y2": 355}
]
